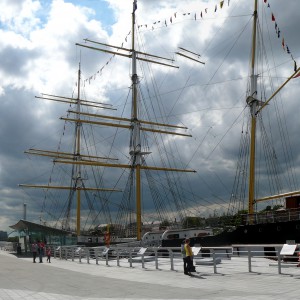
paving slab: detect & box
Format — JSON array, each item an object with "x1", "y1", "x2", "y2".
[{"x1": 0, "y1": 250, "x2": 299, "y2": 300}]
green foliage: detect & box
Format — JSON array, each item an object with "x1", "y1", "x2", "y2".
[
  {"x1": 182, "y1": 216, "x2": 205, "y2": 228},
  {"x1": 159, "y1": 219, "x2": 170, "y2": 229}
]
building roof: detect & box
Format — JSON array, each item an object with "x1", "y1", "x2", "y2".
[{"x1": 10, "y1": 219, "x2": 70, "y2": 235}]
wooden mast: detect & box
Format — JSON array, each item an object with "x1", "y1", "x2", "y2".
[
  {"x1": 130, "y1": 0, "x2": 142, "y2": 240},
  {"x1": 248, "y1": 0, "x2": 258, "y2": 215},
  {"x1": 19, "y1": 64, "x2": 122, "y2": 234},
  {"x1": 75, "y1": 64, "x2": 82, "y2": 236},
  {"x1": 247, "y1": 1, "x2": 300, "y2": 213},
  {"x1": 74, "y1": 0, "x2": 196, "y2": 241}
]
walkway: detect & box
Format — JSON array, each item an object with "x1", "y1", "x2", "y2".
[{"x1": 0, "y1": 250, "x2": 299, "y2": 299}]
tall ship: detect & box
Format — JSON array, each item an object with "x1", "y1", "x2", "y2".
[
  {"x1": 19, "y1": 0, "x2": 199, "y2": 245},
  {"x1": 19, "y1": 0, "x2": 300, "y2": 247}
]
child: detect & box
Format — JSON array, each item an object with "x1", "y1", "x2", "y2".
[{"x1": 46, "y1": 247, "x2": 51, "y2": 263}]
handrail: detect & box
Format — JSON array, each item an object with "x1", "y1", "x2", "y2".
[{"x1": 45, "y1": 243, "x2": 299, "y2": 276}]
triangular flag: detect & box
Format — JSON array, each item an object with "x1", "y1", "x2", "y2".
[
  {"x1": 293, "y1": 72, "x2": 300, "y2": 78},
  {"x1": 272, "y1": 13, "x2": 275, "y2": 21},
  {"x1": 220, "y1": 1, "x2": 224, "y2": 9}
]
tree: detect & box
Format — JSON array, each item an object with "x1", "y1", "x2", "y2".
[{"x1": 182, "y1": 217, "x2": 204, "y2": 228}]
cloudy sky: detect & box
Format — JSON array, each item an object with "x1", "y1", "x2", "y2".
[{"x1": 1, "y1": 0, "x2": 300, "y2": 234}]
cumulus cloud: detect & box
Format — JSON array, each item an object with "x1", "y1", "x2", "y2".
[{"x1": 0, "y1": 0, "x2": 299, "y2": 233}]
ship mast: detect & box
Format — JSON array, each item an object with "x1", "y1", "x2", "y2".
[
  {"x1": 75, "y1": 0, "x2": 196, "y2": 240},
  {"x1": 247, "y1": 0, "x2": 300, "y2": 213},
  {"x1": 75, "y1": 64, "x2": 82, "y2": 235},
  {"x1": 130, "y1": 0, "x2": 143, "y2": 240},
  {"x1": 247, "y1": 0, "x2": 258, "y2": 215},
  {"x1": 20, "y1": 64, "x2": 122, "y2": 235}
]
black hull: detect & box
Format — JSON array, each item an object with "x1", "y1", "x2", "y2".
[{"x1": 162, "y1": 220, "x2": 300, "y2": 247}]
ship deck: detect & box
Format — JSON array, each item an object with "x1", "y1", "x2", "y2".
[{"x1": 1, "y1": 248, "x2": 300, "y2": 300}]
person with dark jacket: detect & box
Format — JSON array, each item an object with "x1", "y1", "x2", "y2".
[{"x1": 38, "y1": 240, "x2": 45, "y2": 263}]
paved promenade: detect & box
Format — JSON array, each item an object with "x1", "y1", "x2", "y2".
[{"x1": 0, "y1": 250, "x2": 299, "y2": 300}]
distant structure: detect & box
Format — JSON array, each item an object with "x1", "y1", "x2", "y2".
[{"x1": 0, "y1": 231, "x2": 8, "y2": 241}]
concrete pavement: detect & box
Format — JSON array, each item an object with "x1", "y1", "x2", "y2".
[{"x1": 0, "y1": 250, "x2": 299, "y2": 299}]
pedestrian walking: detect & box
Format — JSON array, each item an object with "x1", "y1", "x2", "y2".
[
  {"x1": 184, "y1": 238, "x2": 193, "y2": 276},
  {"x1": 46, "y1": 247, "x2": 51, "y2": 263},
  {"x1": 38, "y1": 240, "x2": 45, "y2": 263},
  {"x1": 31, "y1": 241, "x2": 38, "y2": 263}
]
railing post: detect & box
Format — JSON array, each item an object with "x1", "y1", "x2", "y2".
[
  {"x1": 116, "y1": 249, "x2": 120, "y2": 267},
  {"x1": 105, "y1": 250, "x2": 109, "y2": 266},
  {"x1": 169, "y1": 249, "x2": 174, "y2": 271},
  {"x1": 277, "y1": 250, "x2": 282, "y2": 274},
  {"x1": 141, "y1": 252, "x2": 145, "y2": 269},
  {"x1": 248, "y1": 248, "x2": 252, "y2": 272},
  {"x1": 59, "y1": 247, "x2": 62, "y2": 260},
  {"x1": 72, "y1": 247, "x2": 74, "y2": 261},
  {"x1": 129, "y1": 249, "x2": 133, "y2": 268},
  {"x1": 95, "y1": 248, "x2": 98, "y2": 265},
  {"x1": 212, "y1": 249, "x2": 217, "y2": 274},
  {"x1": 87, "y1": 248, "x2": 90, "y2": 264},
  {"x1": 79, "y1": 248, "x2": 82, "y2": 263},
  {"x1": 154, "y1": 249, "x2": 159, "y2": 269}
]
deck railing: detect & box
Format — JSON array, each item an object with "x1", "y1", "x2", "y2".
[{"x1": 241, "y1": 208, "x2": 300, "y2": 225}]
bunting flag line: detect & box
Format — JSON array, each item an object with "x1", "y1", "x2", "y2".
[
  {"x1": 81, "y1": 31, "x2": 131, "y2": 87},
  {"x1": 137, "y1": 0, "x2": 229, "y2": 31},
  {"x1": 263, "y1": 0, "x2": 297, "y2": 73}
]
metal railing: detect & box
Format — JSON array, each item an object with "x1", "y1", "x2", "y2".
[
  {"x1": 241, "y1": 208, "x2": 300, "y2": 225},
  {"x1": 45, "y1": 244, "x2": 300, "y2": 276}
]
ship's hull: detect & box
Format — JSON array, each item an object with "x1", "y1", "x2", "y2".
[{"x1": 162, "y1": 219, "x2": 300, "y2": 247}]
